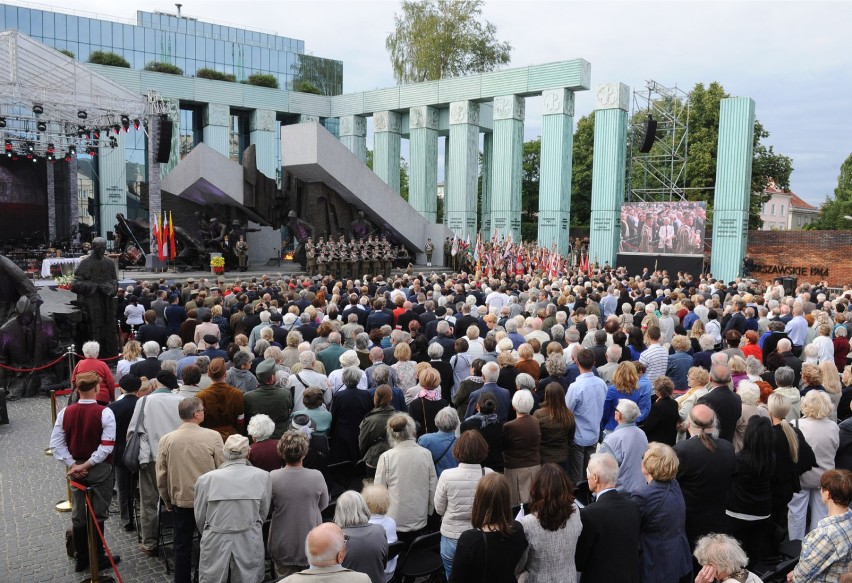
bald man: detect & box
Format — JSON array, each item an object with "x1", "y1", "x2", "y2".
[
  {"x1": 280, "y1": 523, "x2": 370, "y2": 582},
  {"x1": 673, "y1": 404, "x2": 737, "y2": 552}
]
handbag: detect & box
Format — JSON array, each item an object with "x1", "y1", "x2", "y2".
[{"x1": 122, "y1": 396, "x2": 147, "y2": 472}]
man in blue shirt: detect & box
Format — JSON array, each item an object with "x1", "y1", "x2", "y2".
[
  {"x1": 565, "y1": 348, "x2": 607, "y2": 485},
  {"x1": 784, "y1": 305, "x2": 808, "y2": 356}
]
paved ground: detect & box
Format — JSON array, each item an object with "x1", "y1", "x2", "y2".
[{"x1": 0, "y1": 396, "x2": 173, "y2": 583}]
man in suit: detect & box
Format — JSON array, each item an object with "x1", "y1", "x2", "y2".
[
  {"x1": 464, "y1": 361, "x2": 511, "y2": 422},
  {"x1": 575, "y1": 452, "x2": 640, "y2": 583},
  {"x1": 130, "y1": 341, "x2": 163, "y2": 379},
  {"x1": 775, "y1": 338, "x2": 803, "y2": 386},
  {"x1": 280, "y1": 523, "x2": 370, "y2": 583},
  {"x1": 696, "y1": 364, "x2": 742, "y2": 443},
  {"x1": 365, "y1": 298, "x2": 392, "y2": 333},
  {"x1": 674, "y1": 404, "x2": 736, "y2": 554}
]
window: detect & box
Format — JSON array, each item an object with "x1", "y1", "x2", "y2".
[
  {"x1": 780, "y1": 204, "x2": 785, "y2": 216},
  {"x1": 771, "y1": 203, "x2": 775, "y2": 215}
]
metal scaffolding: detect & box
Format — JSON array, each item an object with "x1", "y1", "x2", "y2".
[{"x1": 626, "y1": 80, "x2": 690, "y2": 202}]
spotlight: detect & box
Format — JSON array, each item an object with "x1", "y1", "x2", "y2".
[
  {"x1": 92, "y1": 130, "x2": 100, "y2": 140},
  {"x1": 133, "y1": 118, "x2": 140, "y2": 130},
  {"x1": 32, "y1": 156, "x2": 38, "y2": 163},
  {"x1": 47, "y1": 143, "x2": 55, "y2": 154},
  {"x1": 109, "y1": 136, "x2": 118, "y2": 149},
  {"x1": 69, "y1": 145, "x2": 76, "y2": 155},
  {"x1": 77, "y1": 125, "x2": 87, "y2": 138},
  {"x1": 112, "y1": 124, "x2": 121, "y2": 135},
  {"x1": 37, "y1": 121, "x2": 47, "y2": 132},
  {"x1": 26, "y1": 142, "x2": 34, "y2": 154},
  {"x1": 11, "y1": 153, "x2": 17, "y2": 161},
  {"x1": 86, "y1": 147, "x2": 97, "y2": 157},
  {"x1": 26, "y1": 152, "x2": 33, "y2": 160},
  {"x1": 0, "y1": 117, "x2": 6, "y2": 128},
  {"x1": 120, "y1": 115, "x2": 130, "y2": 131},
  {"x1": 32, "y1": 104, "x2": 44, "y2": 115},
  {"x1": 5, "y1": 150, "x2": 12, "y2": 158},
  {"x1": 4, "y1": 140, "x2": 12, "y2": 152},
  {"x1": 77, "y1": 110, "x2": 87, "y2": 120}
]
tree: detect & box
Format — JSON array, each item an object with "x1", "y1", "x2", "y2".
[
  {"x1": 571, "y1": 113, "x2": 595, "y2": 226},
  {"x1": 196, "y1": 68, "x2": 236, "y2": 82},
  {"x1": 87, "y1": 51, "x2": 130, "y2": 68},
  {"x1": 520, "y1": 138, "x2": 541, "y2": 240},
  {"x1": 807, "y1": 153, "x2": 852, "y2": 229},
  {"x1": 386, "y1": 0, "x2": 511, "y2": 84},
  {"x1": 291, "y1": 54, "x2": 342, "y2": 96}
]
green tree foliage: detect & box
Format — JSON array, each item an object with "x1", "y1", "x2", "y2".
[
  {"x1": 87, "y1": 51, "x2": 130, "y2": 68},
  {"x1": 521, "y1": 137, "x2": 541, "y2": 239},
  {"x1": 144, "y1": 61, "x2": 183, "y2": 75},
  {"x1": 807, "y1": 153, "x2": 852, "y2": 229},
  {"x1": 386, "y1": 0, "x2": 511, "y2": 84},
  {"x1": 247, "y1": 73, "x2": 279, "y2": 89},
  {"x1": 59, "y1": 49, "x2": 75, "y2": 59},
  {"x1": 195, "y1": 68, "x2": 237, "y2": 82},
  {"x1": 571, "y1": 113, "x2": 595, "y2": 227},
  {"x1": 295, "y1": 80, "x2": 322, "y2": 95}
]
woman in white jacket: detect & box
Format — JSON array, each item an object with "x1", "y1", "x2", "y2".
[{"x1": 433, "y1": 430, "x2": 493, "y2": 580}]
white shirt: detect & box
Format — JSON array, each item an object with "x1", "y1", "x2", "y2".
[{"x1": 50, "y1": 400, "x2": 116, "y2": 467}]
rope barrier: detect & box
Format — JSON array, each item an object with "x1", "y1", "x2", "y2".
[
  {"x1": 0, "y1": 353, "x2": 66, "y2": 373},
  {"x1": 69, "y1": 480, "x2": 124, "y2": 583},
  {"x1": 55, "y1": 389, "x2": 72, "y2": 397},
  {"x1": 74, "y1": 354, "x2": 122, "y2": 362}
]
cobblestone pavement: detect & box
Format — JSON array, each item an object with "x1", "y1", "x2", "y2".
[{"x1": 0, "y1": 396, "x2": 172, "y2": 583}]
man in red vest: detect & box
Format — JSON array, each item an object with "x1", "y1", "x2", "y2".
[{"x1": 49, "y1": 371, "x2": 122, "y2": 573}]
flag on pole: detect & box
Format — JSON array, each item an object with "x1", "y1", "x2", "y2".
[
  {"x1": 451, "y1": 236, "x2": 458, "y2": 257},
  {"x1": 168, "y1": 211, "x2": 176, "y2": 259},
  {"x1": 160, "y1": 212, "x2": 169, "y2": 260},
  {"x1": 151, "y1": 215, "x2": 160, "y2": 258}
]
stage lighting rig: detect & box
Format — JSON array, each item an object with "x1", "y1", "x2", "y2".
[
  {"x1": 77, "y1": 110, "x2": 87, "y2": 120},
  {"x1": 0, "y1": 118, "x2": 6, "y2": 128},
  {"x1": 120, "y1": 115, "x2": 130, "y2": 131},
  {"x1": 32, "y1": 104, "x2": 43, "y2": 115},
  {"x1": 37, "y1": 121, "x2": 47, "y2": 131}
]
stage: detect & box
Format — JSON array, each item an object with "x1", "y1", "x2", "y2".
[{"x1": 616, "y1": 253, "x2": 705, "y2": 277}]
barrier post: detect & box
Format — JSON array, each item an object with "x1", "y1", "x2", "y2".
[
  {"x1": 44, "y1": 389, "x2": 57, "y2": 456},
  {"x1": 69, "y1": 481, "x2": 117, "y2": 583}
]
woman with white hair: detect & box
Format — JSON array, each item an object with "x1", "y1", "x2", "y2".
[
  {"x1": 375, "y1": 413, "x2": 438, "y2": 542},
  {"x1": 819, "y1": 359, "x2": 842, "y2": 421},
  {"x1": 788, "y1": 390, "x2": 840, "y2": 541},
  {"x1": 501, "y1": 388, "x2": 541, "y2": 507},
  {"x1": 417, "y1": 406, "x2": 460, "y2": 476},
  {"x1": 733, "y1": 380, "x2": 770, "y2": 453},
  {"x1": 72, "y1": 340, "x2": 116, "y2": 404},
  {"x1": 333, "y1": 491, "x2": 388, "y2": 583},
  {"x1": 693, "y1": 533, "x2": 763, "y2": 583},
  {"x1": 328, "y1": 349, "x2": 367, "y2": 394},
  {"x1": 329, "y1": 367, "x2": 372, "y2": 464},
  {"x1": 247, "y1": 414, "x2": 280, "y2": 472}
]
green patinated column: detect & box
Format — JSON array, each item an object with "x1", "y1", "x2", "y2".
[
  {"x1": 481, "y1": 133, "x2": 493, "y2": 235},
  {"x1": 490, "y1": 95, "x2": 525, "y2": 241},
  {"x1": 538, "y1": 88, "x2": 575, "y2": 254},
  {"x1": 447, "y1": 101, "x2": 480, "y2": 239},
  {"x1": 203, "y1": 103, "x2": 230, "y2": 157},
  {"x1": 589, "y1": 82, "x2": 630, "y2": 267},
  {"x1": 250, "y1": 109, "x2": 277, "y2": 177},
  {"x1": 408, "y1": 106, "x2": 439, "y2": 221},
  {"x1": 373, "y1": 111, "x2": 402, "y2": 194},
  {"x1": 711, "y1": 97, "x2": 755, "y2": 282},
  {"x1": 339, "y1": 115, "x2": 367, "y2": 163}
]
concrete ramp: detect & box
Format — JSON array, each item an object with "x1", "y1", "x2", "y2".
[{"x1": 281, "y1": 122, "x2": 452, "y2": 265}]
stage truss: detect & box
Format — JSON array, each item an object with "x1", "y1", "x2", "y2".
[{"x1": 626, "y1": 80, "x2": 691, "y2": 202}]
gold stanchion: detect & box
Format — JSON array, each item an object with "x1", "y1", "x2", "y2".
[
  {"x1": 56, "y1": 345, "x2": 75, "y2": 512},
  {"x1": 45, "y1": 389, "x2": 57, "y2": 455},
  {"x1": 75, "y1": 483, "x2": 116, "y2": 583},
  {"x1": 56, "y1": 477, "x2": 73, "y2": 512}
]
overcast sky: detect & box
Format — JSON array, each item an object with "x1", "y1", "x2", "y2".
[{"x1": 44, "y1": 0, "x2": 852, "y2": 205}]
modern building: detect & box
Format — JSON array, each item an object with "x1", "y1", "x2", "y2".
[{"x1": 760, "y1": 180, "x2": 818, "y2": 230}]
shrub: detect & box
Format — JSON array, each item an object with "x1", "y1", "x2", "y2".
[
  {"x1": 144, "y1": 61, "x2": 183, "y2": 75},
  {"x1": 246, "y1": 73, "x2": 279, "y2": 89},
  {"x1": 295, "y1": 80, "x2": 322, "y2": 95},
  {"x1": 196, "y1": 68, "x2": 236, "y2": 82},
  {"x1": 87, "y1": 51, "x2": 130, "y2": 68},
  {"x1": 59, "y1": 49, "x2": 75, "y2": 59}
]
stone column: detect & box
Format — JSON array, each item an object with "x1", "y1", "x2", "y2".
[
  {"x1": 339, "y1": 115, "x2": 367, "y2": 163},
  {"x1": 250, "y1": 109, "x2": 277, "y2": 178},
  {"x1": 408, "y1": 106, "x2": 439, "y2": 221},
  {"x1": 481, "y1": 133, "x2": 493, "y2": 235},
  {"x1": 373, "y1": 111, "x2": 402, "y2": 194},
  {"x1": 538, "y1": 88, "x2": 575, "y2": 254},
  {"x1": 490, "y1": 95, "x2": 525, "y2": 241},
  {"x1": 711, "y1": 97, "x2": 755, "y2": 282},
  {"x1": 203, "y1": 103, "x2": 230, "y2": 157},
  {"x1": 97, "y1": 131, "x2": 127, "y2": 239},
  {"x1": 446, "y1": 100, "x2": 480, "y2": 239},
  {"x1": 589, "y1": 82, "x2": 630, "y2": 267}
]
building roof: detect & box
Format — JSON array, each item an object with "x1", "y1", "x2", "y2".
[{"x1": 763, "y1": 180, "x2": 816, "y2": 211}]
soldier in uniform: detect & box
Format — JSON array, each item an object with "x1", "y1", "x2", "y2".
[
  {"x1": 305, "y1": 237, "x2": 316, "y2": 276},
  {"x1": 235, "y1": 235, "x2": 250, "y2": 272},
  {"x1": 316, "y1": 250, "x2": 328, "y2": 276},
  {"x1": 425, "y1": 238, "x2": 434, "y2": 267}
]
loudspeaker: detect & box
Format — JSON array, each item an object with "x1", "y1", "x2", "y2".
[
  {"x1": 156, "y1": 114, "x2": 172, "y2": 164},
  {"x1": 782, "y1": 276, "x2": 797, "y2": 296},
  {"x1": 106, "y1": 231, "x2": 114, "y2": 241},
  {"x1": 639, "y1": 115, "x2": 657, "y2": 153}
]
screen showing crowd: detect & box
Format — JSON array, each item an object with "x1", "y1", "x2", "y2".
[{"x1": 619, "y1": 201, "x2": 706, "y2": 256}]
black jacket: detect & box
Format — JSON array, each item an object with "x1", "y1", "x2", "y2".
[
  {"x1": 576, "y1": 489, "x2": 641, "y2": 583},
  {"x1": 696, "y1": 385, "x2": 742, "y2": 443}
]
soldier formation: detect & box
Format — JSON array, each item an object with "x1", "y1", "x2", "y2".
[{"x1": 304, "y1": 234, "x2": 409, "y2": 278}]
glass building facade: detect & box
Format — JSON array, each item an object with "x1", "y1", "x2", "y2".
[{"x1": 0, "y1": 4, "x2": 343, "y2": 94}]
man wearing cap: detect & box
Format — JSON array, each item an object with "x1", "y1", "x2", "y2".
[
  {"x1": 157, "y1": 397, "x2": 224, "y2": 583},
  {"x1": 194, "y1": 434, "x2": 271, "y2": 583},
  {"x1": 50, "y1": 371, "x2": 121, "y2": 573},
  {"x1": 244, "y1": 358, "x2": 293, "y2": 439},
  {"x1": 199, "y1": 335, "x2": 228, "y2": 362},
  {"x1": 110, "y1": 374, "x2": 142, "y2": 531},
  {"x1": 197, "y1": 357, "x2": 245, "y2": 441}
]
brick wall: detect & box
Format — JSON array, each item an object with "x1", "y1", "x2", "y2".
[{"x1": 746, "y1": 230, "x2": 852, "y2": 286}]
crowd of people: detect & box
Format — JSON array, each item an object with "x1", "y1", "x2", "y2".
[{"x1": 49, "y1": 265, "x2": 852, "y2": 583}]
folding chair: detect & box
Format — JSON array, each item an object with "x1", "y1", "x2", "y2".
[{"x1": 392, "y1": 531, "x2": 444, "y2": 583}]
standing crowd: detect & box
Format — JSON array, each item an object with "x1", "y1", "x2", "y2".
[{"x1": 51, "y1": 267, "x2": 852, "y2": 583}]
